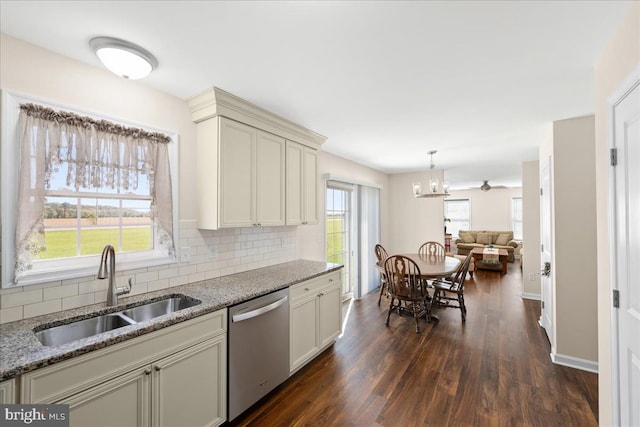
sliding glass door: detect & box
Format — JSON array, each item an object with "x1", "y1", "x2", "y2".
[{"x1": 326, "y1": 183, "x2": 353, "y2": 298}]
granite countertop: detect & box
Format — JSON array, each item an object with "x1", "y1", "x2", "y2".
[{"x1": 0, "y1": 259, "x2": 342, "y2": 381}]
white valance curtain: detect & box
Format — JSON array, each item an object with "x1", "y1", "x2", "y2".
[{"x1": 15, "y1": 103, "x2": 174, "y2": 276}]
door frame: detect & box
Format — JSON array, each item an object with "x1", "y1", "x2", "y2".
[
  {"x1": 540, "y1": 157, "x2": 554, "y2": 348},
  {"x1": 607, "y1": 66, "x2": 640, "y2": 427},
  {"x1": 325, "y1": 181, "x2": 355, "y2": 300}
]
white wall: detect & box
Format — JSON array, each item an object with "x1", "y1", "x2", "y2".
[
  {"x1": 522, "y1": 160, "x2": 541, "y2": 299},
  {"x1": 594, "y1": 3, "x2": 639, "y2": 423}
]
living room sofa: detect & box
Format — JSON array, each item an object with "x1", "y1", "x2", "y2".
[{"x1": 454, "y1": 230, "x2": 519, "y2": 262}]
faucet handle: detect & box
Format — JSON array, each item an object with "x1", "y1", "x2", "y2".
[{"x1": 115, "y1": 278, "x2": 133, "y2": 297}]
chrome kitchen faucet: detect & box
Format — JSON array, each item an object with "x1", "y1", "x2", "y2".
[{"x1": 97, "y1": 244, "x2": 132, "y2": 306}]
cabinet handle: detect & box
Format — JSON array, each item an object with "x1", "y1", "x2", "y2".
[
  {"x1": 318, "y1": 292, "x2": 324, "y2": 297},
  {"x1": 154, "y1": 365, "x2": 161, "y2": 372},
  {"x1": 329, "y1": 279, "x2": 333, "y2": 282},
  {"x1": 144, "y1": 369, "x2": 151, "y2": 375},
  {"x1": 305, "y1": 288, "x2": 310, "y2": 291}
]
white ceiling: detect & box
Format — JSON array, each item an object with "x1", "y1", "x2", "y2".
[{"x1": 0, "y1": 1, "x2": 632, "y2": 189}]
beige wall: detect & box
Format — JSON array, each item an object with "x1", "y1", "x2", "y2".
[
  {"x1": 522, "y1": 160, "x2": 540, "y2": 298},
  {"x1": 594, "y1": 3, "x2": 640, "y2": 424},
  {"x1": 552, "y1": 116, "x2": 598, "y2": 363},
  {"x1": 299, "y1": 151, "x2": 390, "y2": 262},
  {"x1": 387, "y1": 171, "x2": 445, "y2": 253},
  {"x1": 446, "y1": 187, "x2": 523, "y2": 232}
]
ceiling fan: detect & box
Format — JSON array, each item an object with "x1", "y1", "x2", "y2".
[
  {"x1": 456, "y1": 180, "x2": 511, "y2": 191},
  {"x1": 479, "y1": 180, "x2": 509, "y2": 192}
]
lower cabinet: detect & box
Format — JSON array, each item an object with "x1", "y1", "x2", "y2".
[
  {"x1": 0, "y1": 379, "x2": 15, "y2": 403},
  {"x1": 20, "y1": 309, "x2": 227, "y2": 427},
  {"x1": 289, "y1": 270, "x2": 342, "y2": 374}
]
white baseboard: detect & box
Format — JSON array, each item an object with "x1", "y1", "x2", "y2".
[
  {"x1": 550, "y1": 352, "x2": 598, "y2": 373},
  {"x1": 521, "y1": 292, "x2": 541, "y2": 300}
]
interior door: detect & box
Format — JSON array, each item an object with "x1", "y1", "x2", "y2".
[
  {"x1": 612, "y1": 79, "x2": 639, "y2": 427},
  {"x1": 540, "y1": 159, "x2": 554, "y2": 346}
]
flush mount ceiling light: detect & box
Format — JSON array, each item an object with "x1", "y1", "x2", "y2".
[
  {"x1": 89, "y1": 37, "x2": 158, "y2": 80},
  {"x1": 412, "y1": 150, "x2": 450, "y2": 198}
]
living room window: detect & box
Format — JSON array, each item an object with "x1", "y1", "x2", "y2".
[
  {"x1": 511, "y1": 197, "x2": 523, "y2": 240},
  {"x1": 1, "y1": 92, "x2": 178, "y2": 287},
  {"x1": 444, "y1": 198, "x2": 471, "y2": 238}
]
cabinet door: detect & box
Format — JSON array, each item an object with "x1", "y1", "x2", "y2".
[
  {"x1": 256, "y1": 132, "x2": 285, "y2": 226},
  {"x1": 318, "y1": 283, "x2": 342, "y2": 348},
  {"x1": 0, "y1": 379, "x2": 15, "y2": 404},
  {"x1": 290, "y1": 296, "x2": 319, "y2": 373},
  {"x1": 63, "y1": 367, "x2": 150, "y2": 427},
  {"x1": 303, "y1": 148, "x2": 318, "y2": 224},
  {"x1": 219, "y1": 118, "x2": 256, "y2": 227},
  {"x1": 153, "y1": 335, "x2": 227, "y2": 427},
  {"x1": 285, "y1": 141, "x2": 304, "y2": 225}
]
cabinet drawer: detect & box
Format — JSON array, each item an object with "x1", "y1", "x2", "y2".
[
  {"x1": 22, "y1": 308, "x2": 227, "y2": 404},
  {"x1": 290, "y1": 271, "x2": 340, "y2": 304}
]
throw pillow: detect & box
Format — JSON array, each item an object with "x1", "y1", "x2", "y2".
[
  {"x1": 476, "y1": 232, "x2": 492, "y2": 245},
  {"x1": 495, "y1": 233, "x2": 511, "y2": 246},
  {"x1": 459, "y1": 232, "x2": 475, "y2": 243}
]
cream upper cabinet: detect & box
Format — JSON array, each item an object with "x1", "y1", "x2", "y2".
[
  {"x1": 189, "y1": 87, "x2": 326, "y2": 230},
  {"x1": 218, "y1": 118, "x2": 285, "y2": 228},
  {"x1": 199, "y1": 117, "x2": 285, "y2": 229},
  {"x1": 302, "y1": 147, "x2": 319, "y2": 224},
  {"x1": 286, "y1": 141, "x2": 318, "y2": 225},
  {"x1": 255, "y1": 131, "x2": 285, "y2": 226},
  {"x1": 219, "y1": 118, "x2": 255, "y2": 228}
]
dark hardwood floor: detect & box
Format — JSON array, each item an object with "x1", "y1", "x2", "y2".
[{"x1": 230, "y1": 264, "x2": 598, "y2": 426}]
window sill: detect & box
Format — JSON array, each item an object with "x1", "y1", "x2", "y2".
[{"x1": 11, "y1": 254, "x2": 176, "y2": 287}]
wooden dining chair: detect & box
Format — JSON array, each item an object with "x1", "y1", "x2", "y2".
[
  {"x1": 374, "y1": 244, "x2": 389, "y2": 305},
  {"x1": 431, "y1": 252, "x2": 473, "y2": 321},
  {"x1": 418, "y1": 241, "x2": 446, "y2": 257},
  {"x1": 383, "y1": 255, "x2": 432, "y2": 333}
]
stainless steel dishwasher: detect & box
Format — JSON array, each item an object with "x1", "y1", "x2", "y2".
[{"x1": 228, "y1": 288, "x2": 290, "y2": 421}]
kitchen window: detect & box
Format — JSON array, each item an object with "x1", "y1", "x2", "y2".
[{"x1": 1, "y1": 92, "x2": 178, "y2": 287}]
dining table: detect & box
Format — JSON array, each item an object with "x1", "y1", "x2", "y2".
[
  {"x1": 396, "y1": 253, "x2": 461, "y2": 279},
  {"x1": 378, "y1": 253, "x2": 461, "y2": 323}
]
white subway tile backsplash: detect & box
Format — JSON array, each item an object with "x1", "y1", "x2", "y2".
[
  {"x1": 0, "y1": 222, "x2": 299, "y2": 324},
  {"x1": 23, "y1": 299, "x2": 62, "y2": 319},
  {"x1": 147, "y1": 279, "x2": 169, "y2": 292},
  {"x1": 43, "y1": 283, "x2": 79, "y2": 301},
  {"x1": 79, "y1": 280, "x2": 109, "y2": 295},
  {"x1": 0, "y1": 306, "x2": 23, "y2": 323},
  {"x1": 62, "y1": 293, "x2": 95, "y2": 311},
  {"x1": 1, "y1": 288, "x2": 43, "y2": 308}
]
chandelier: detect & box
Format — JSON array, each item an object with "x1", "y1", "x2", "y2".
[{"x1": 412, "y1": 150, "x2": 450, "y2": 198}]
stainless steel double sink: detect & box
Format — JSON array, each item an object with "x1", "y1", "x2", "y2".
[{"x1": 34, "y1": 295, "x2": 201, "y2": 346}]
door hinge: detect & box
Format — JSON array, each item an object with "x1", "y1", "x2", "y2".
[
  {"x1": 613, "y1": 290, "x2": 620, "y2": 308},
  {"x1": 610, "y1": 148, "x2": 617, "y2": 166},
  {"x1": 541, "y1": 244, "x2": 544, "y2": 252},
  {"x1": 541, "y1": 301, "x2": 545, "y2": 309},
  {"x1": 540, "y1": 188, "x2": 543, "y2": 196}
]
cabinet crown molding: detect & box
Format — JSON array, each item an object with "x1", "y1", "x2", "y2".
[{"x1": 188, "y1": 87, "x2": 326, "y2": 150}]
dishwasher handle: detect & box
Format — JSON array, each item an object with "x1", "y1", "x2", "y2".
[{"x1": 232, "y1": 295, "x2": 288, "y2": 323}]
